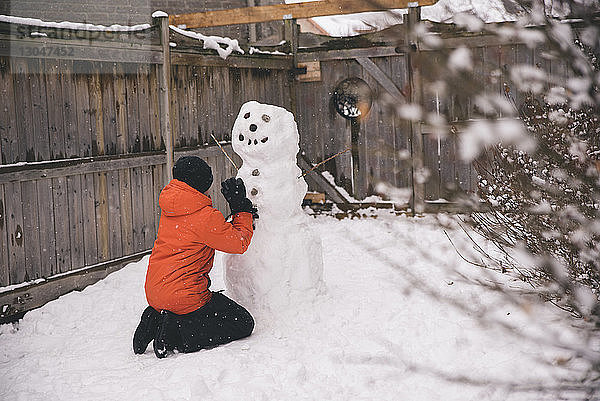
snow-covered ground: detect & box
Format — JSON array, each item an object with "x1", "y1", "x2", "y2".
[{"x1": 0, "y1": 210, "x2": 592, "y2": 401}]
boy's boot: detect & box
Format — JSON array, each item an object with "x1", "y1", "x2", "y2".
[
  {"x1": 154, "y1": 310, "x2": 178, "y2": 358},
  {"x1": 133, "y1": 306, "x2": 160, "y2": 354}
]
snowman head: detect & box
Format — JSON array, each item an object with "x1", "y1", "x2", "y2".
[{"x1": 232, "y1": 101, "x2": 299, "y2": 164}]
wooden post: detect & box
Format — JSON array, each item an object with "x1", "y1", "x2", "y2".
[
  {"x1": 350, "y1": 118, "x2": 361, "y2": 197},
  {"x1": 284, "y1": 18, "x2": 300, "y2": 117},
  {"x1": 155, "y1": 14, "x2": 174, "y2": 182},
  {"x1": 406, "y1": 5, "x2": 425, "y2": 215},
  {"x1": 247, "y1": 0, "x2": 257, "y2": 43}
]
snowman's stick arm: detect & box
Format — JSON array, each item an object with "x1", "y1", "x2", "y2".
[
  {"x1": 298, "y1": 147, "x2": 352, "y2": 179},
  {"x1": 210, "y1": 133, "x2": 239, "y2": 171}
]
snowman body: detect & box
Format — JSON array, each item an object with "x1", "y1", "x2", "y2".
[{"x1": 223, "y1": 101, "x2": 324, "y2": 315}]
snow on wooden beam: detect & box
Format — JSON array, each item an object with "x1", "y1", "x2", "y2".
[{"x1": 169, "y1": 0, "x2": 439, "y2": 29}]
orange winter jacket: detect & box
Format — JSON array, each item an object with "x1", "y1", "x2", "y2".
[{"x1": 145, "y1": 179, "x2": 253, "y2": 315}]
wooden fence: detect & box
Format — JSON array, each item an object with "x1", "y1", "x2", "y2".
[
  {"x1": 0, "y1": 14, "x2": 574, "y2": 320},
  {"x1": 0, "y1": 18, "x2": 292, "y2": 320},
  {"x1": 293, "y1": 21, "x2": 572, "y2": 205}
]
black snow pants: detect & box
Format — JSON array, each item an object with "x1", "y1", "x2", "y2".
[{"x1": 134, "y1": 292, "x2": 254, "y2": 357}]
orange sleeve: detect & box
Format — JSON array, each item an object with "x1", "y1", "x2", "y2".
[{"x1": 198, "y1": 209, "x2": 254, "y2": 254}]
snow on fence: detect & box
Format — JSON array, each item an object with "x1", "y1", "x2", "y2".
[{"x1": 0, "y1": 13, "x2": 574, "y2": 320}]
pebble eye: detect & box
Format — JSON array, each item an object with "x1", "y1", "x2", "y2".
[
  {"x1": 262, "y1": 114, "x2": 270, "y2": 122},
  {"x1": 244, "y1": 112, "x2": 250, "y2": 119},
  {"x1": 239, "y1": 134, "x2": 244, "y2": 141},
  {"x1": 261, "y1": 137, "x2": 268, "y2": 143},
  {"x1": 248, "y1": 139, "x2": 251, "y2": 145},
  {"x1": 253, "y1": 139, "x2": 258, "y2": 145},
  {"x1": 249, "y1": 124, "x2": 257, "y2": 132}
]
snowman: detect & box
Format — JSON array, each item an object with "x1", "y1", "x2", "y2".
[{"x1": 223, "y1": 101, "x2": 324, "y2": 316}]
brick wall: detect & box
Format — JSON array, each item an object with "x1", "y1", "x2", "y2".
[{"x1": 0, "y1": 0, "x2": 284, "y2": 43}]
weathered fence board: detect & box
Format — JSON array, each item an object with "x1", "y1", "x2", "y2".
[
  {"x1": 35, "y1": 179, "x2": 56, "y2": 278},
  {"x1": 21, "y1": 180, "x2": 41, "y2": 281},
  {"x1": 94, "y1": 172, "x2": 110, "y2": 263},
  {"x1": 5, "y1": 181, "x2": 25, "y2": 282},
  {"x1": 114, "y1": 64, "x2": 128, "y2": 155},
  {"x1": 107, "y1": 169, "x2": 123, "y2": 259},
  {"x1": 66, "y1": 175, "x2": 85, "y2": 269},
  {"x1": 0, "y1": 185, "x2": 9, "y2": 286},
  {"x1": 100, "y1": 67, "x2": 117, "y2": 155},
  {"x1": 29, "y1": 58, "x2": 51, "y2": 160},
  {"x1": 61, "y1": 60, "x2": 80, "y2": 159},
  {"x1": 118, "y1": 169, "x2": 134, "y2": 256},
  {"x1": 13, "y1": 58, "x2": 34, "y2": 162},
  {"x1": 52, "y1": 176, "x2": 71, "y2": 273},
  {"x1": 81, "y1": 173, "x2": 98, "y2": 267},
  {"x1": 141, "y1": 165, "x2": 157, "y2": 249},
  {"x1": 74, "y1": 62, "x2": 93, "y2": 157}
]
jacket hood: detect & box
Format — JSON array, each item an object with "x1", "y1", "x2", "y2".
[{"x1": 159, "y1": 179, "x2": 212, "y2": 217}]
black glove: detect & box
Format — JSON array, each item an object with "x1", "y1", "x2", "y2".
[
  {"x1": 221, "y1": 177, "x2": 246, "y2": 204},
  {"x1": 221, "y1": 178, "x2": 258, "y2": 217}
]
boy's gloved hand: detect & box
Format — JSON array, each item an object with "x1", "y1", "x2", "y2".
[
  {"x1": 221, "y1": 177, "x2": 246, "y2": 202},
  {"x1": 221, "y1": 178, "x2": 258, "y2": 218}
]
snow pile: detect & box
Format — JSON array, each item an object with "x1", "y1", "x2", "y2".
[
  {"x1": 248, "y1": 47, "x2": 289, "y2": 56},
  {"x1": 0, "y1": 211, "x2": 591, "y2": 400},
  {"x1": 0, "y1": 15, "x2": 151, "y2": 31},
  {"x1": 224, "y1": 101, "x2": 324, "y2": 317},
  {"x1": 169, "y1": 26, "x2": 243, "y2": 59},
  {"x1": 151, "y1": 11, "x2": 168, "y2": 19}
]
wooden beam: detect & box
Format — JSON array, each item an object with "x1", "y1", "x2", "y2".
[
  {"x1": 298, "y1": 155, "x2": 351, "y2": 204},
  {"x1": 170, "y1": 51, "x2": 293, "y2": 69},
  {"x1": 0, "y1": 145, "x2": 239, "y2": 184},
  {"x1": 0, "y1": 36, "x2": 162, "y2": 64},
  {"x1": 170, "y1": 0, "x2": 439, "y2": 29},
  {"x1": 297, "y1": 46, "x2": 403, "y2": 62},
  {"x1": 157, "y1": 15, "x2": 174, "y2": 182},
  {"x1": 405, "y1": 6, "x2": 425, "y2": 215},
  {"x1": 356, "y1": 56, "x2": 406, "y2": 100},
  {"x1": 0, "y1": 154, "x2": 167, "y2": 184},
  {"x1": 0, "y1": 251, "x2": 150, "y2": 323}
]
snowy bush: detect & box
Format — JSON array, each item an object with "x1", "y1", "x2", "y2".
[
  {"x1": 471, "y1": 97, "x2": 600, "y2": 318},
  {"x1": 384, "y1": 0, "x2": 600, "y2": 390}
]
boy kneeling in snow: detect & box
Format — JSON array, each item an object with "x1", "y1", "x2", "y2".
[{"x1": 133, "y1": 156, "x2": 257, "y2": 358}]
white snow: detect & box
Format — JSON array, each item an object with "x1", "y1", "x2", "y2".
[
  {"x1": 448, "y1": 46, "x2": 473, "y2": 72},
  {"x1": 510, "y1": 64, "x2": 547, "y2": 94},
  {"x1": 151, "y1": 11, "x2": 168, "y2": 19},
  {"x1": 397, "y1": 102, "x2": 424, "y2": 121},
  {"x1": 248, "y1": 47, "x2": 289, "y2": 56},
  {"x1": 321, "y1": 171, "x2": 357, "y2": 203},
  {"x1": 225, "y1": 101, "x2": 324, "y2": 316},
  {"x1": 285, "y1": 0, "x2": 516, "y2": 37},
  {"x1": 0, "y1": 211, "x2": 591, "y2": 400},
  {"x1": 169, "y1": 26, "x2": 244, "y2": 60},
  {"x1": 460, "y1": 119, "x2": 536, "y2": 162},
  {"x1": 0, "y1": 15, "x2": 151, "y2": 31}
]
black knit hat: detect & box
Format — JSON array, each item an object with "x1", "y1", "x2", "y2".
[{"x1": 173, "y1": 156, "x2": 213, "y2": 193}]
